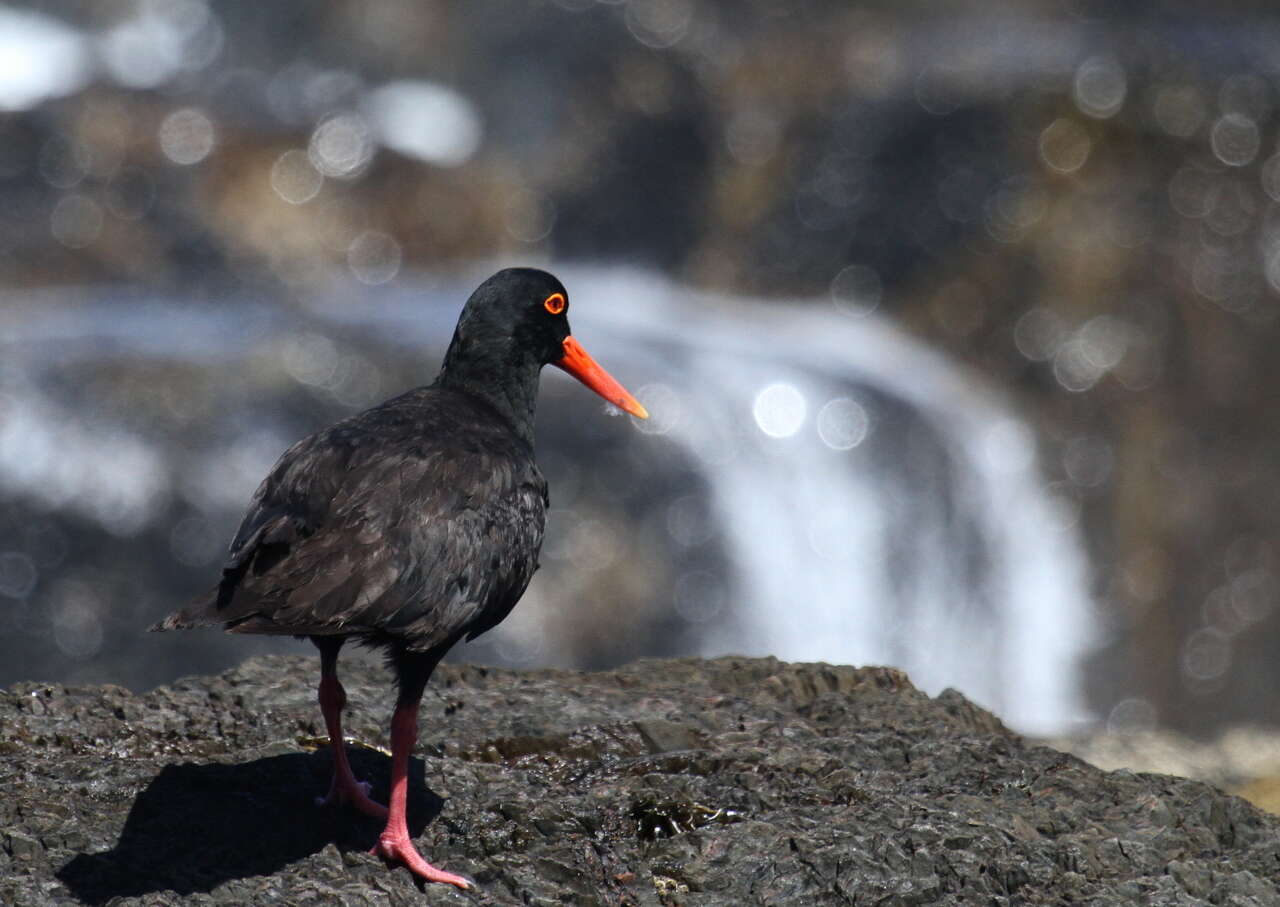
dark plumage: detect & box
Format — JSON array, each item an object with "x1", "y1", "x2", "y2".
[
  {"x1": 167, "y1": 387, "x2": 548, "y2": 650},
  {"x1": 152, "y1": 268, "x2": 647, "y2": 887}
]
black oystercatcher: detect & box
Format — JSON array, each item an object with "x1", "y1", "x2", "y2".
[{"x1": 152, "y1": 268, "x2": 648, "y2": 888}]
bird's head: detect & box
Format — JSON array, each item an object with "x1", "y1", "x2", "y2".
[{"x1": 452, "y1": 268, "x2": 648, "y2": 419}]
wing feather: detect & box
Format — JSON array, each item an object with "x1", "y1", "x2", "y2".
[{"x1": 153, "y1": 387, "x2": 548, "y2": 648}]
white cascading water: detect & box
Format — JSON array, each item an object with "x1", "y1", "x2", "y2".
[{"x1": 560, "y1": 267, "x2": 1096, "y2": 735}]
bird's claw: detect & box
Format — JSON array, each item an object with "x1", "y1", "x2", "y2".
[
  {"x1": 374, "y1": 833, "x2": 472, "y2": 889},
  {"x1": 316, "y1": 777, "x2": 389, "y2": 819}
]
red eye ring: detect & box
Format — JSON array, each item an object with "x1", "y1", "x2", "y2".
[{"x1": 543, "y1": 292, "x2": 566, "y2": 315}]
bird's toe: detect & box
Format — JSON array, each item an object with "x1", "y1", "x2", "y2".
[{"x1": 374, "y1": 833, "x2": 472, "y2": 889}]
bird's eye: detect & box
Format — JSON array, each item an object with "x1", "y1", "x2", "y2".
[{"x1": 543, "y1": 292, "x2": 566, "y2": 315}]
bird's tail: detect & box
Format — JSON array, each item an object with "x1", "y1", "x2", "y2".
[{"x1": 148, "y1": 588, "x2": 221, "y2": 632}]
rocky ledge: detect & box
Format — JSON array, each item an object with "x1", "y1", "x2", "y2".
[{"x1": 3, "y1": 654, "x2": 1278, "y2": 905}]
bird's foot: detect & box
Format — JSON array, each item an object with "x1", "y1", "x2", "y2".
[
  {"x1": 374, "y1": 832, "x2": 472, "y2": 889},
  {"x1": 316, "y1": 775, "x2": 389, "y2": 820}
]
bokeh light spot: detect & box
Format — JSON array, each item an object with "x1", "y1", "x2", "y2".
[
  {"x1": 504, "y1": 189, "x2": 556, "y2": 243},
  {"x1": 816, "y1": 397, "x2": 869, "y2": 450},
  {"x1": 673, "y1": 570, "x2": 726, "y2": 623},
  {"x1": 158, "y1": 107, "x2": 215, "y2": 165},
  {"x1": 625, "y1": 0, "x2": 692, "y2": 49},
  {"x1": 50, "y1": 194, "x2": 103, "y2": 249},
  {"x1": 283, "y1": 332, "x2": 339, "y2": 387},
  {"x1": 1013, "y1": 307, "x2": 1067, "y2": 362},
  {"x1": 270, "y1": 149, "x2": 323, "y2": 205},
  {"x1": 1073, "y1": 57, "x2": 1126, "y2": 119},
  {"x1": 1052, "y1": 340, "x2": 1106, "y2": 393},
  {"x1": 1077, "y1": 315, "x2": 1129, "y2": 371},
  {"x1": 1168, "y1": 165, "x2": 1215, "y2": 218},
  {"x1": 1180, "y1": 628, "x2": 1231, "y2": 683},
  {"x1": 1106, "y1": 698, "x2": 1157, "y2": 735},
  {"x1": 38, "y1": 134, "x2": 89, "y2": 189},
  {"x1": 830, "y1": 264, "x2": 882, "y2": 318},
  {"x1": 51, "y1": 582, "x2": 104, "y2": 660},
  {"x1": 0, "y1": 551, "x2": 37, "y2": 599},
  {"x1": 1230, "y1": 568, "x2": 1277, "y2": 626},
  {"x1": 1260, "y1": 153, "x2": 1280, "y2": 202},
  {"x1": 752, "y1": 383, "x2": 807, "y2": 439},
  {"x1": 1210, "y1": 113, "x2": 1260, "y2": 167},
  {"x1": 309, "y1": 112, "x2": 374, "y2": 180},
  {"x1": 347, "y1": 230, "x2": 402, "y2": 285},
  {"x1": 985, "y1": 175, "x2": 1048, "y2": 242},
  {"x1": 632, "y1": 384, "x2": 682, "y2": 436},
  {"x1": 1038, "y1": 118, "x2": 1091, "y2": 174}
]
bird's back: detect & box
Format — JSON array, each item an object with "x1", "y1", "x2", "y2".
[{"x1": 155, "y1": 385, "x2": 549, "y2": 652}]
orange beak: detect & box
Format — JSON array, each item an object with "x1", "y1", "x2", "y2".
[{"x1": 553, "y1": 336, "x2": 649, "y2": 419}]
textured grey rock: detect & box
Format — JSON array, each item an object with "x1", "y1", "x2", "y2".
[{"x1": 3, "y1": 654, "x2": 1279, "y2": 905}]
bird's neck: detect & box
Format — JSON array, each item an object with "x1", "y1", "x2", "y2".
[{"x1": 433, "y1": 340, "x2": 541, "y2": 445}]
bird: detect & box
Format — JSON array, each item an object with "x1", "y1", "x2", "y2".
[{"x1": 152, "y1": 268, "x2": 648, "y2": 888}]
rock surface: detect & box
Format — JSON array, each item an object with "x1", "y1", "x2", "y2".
[{"x1": 3, "y1": 654, "x2": 1279, "y2": 906}]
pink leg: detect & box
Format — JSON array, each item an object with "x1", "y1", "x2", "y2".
[
  {"x1": 315, "y1": 651, "x2": 388, "y2": 820},
  {"x1": 373, "y1": 700, "x2": 471, "y2": 889}
]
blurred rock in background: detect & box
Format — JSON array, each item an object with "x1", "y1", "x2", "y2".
[{"x1": 3, "y1": 0, "x2": 1280, "y2": 739}]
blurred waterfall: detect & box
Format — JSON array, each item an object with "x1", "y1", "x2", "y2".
[
  {"x1": 0, "y1": 267, "x2": 1095, "y2": 734},
  {"x1": 565, "y1": 269, "x2": 1095, "y2": 734}
]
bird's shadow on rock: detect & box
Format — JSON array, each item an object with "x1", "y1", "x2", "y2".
[{"x1": 56, "y1": 747, "x2": 442, "y2": 904}]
